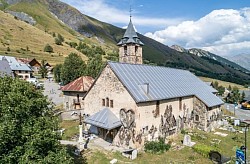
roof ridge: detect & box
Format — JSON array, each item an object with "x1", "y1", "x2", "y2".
[{"x1": 108, "y1": 61, "x2": 190, "y2": 72}]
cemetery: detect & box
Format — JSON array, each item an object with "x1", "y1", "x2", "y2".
[{"x1": 59, "y1": 110, "x2": 250, "y2": 163}]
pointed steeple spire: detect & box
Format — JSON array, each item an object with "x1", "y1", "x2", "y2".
[
  {"x1": 117, "y1": 18, "x2": 144, "y2": 46},
  {"x1": 117, "y1": 16, "x2": 144, "y2": 64},
  {"x1": 123, "y1": 18, "x2": 138, "y2": 38}
]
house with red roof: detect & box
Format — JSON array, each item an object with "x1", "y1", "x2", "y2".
[{"x1": 61, "y1": 76, "x2": 94, "y2": 111}]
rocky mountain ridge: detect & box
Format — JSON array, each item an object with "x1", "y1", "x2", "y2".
[
  {"x1": 170, "y1": 45, "x2": 249, "y2": 73},
  {"x1": 226, "y1": 54, "x2": 250, "y2": 71},
  {"x1": 1, "y1": 0, "x2": 250, "y2": 85}
]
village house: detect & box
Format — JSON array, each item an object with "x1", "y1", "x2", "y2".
[
  {"x1": 0, "y1": 57, "x2": 14, "y2": 77},
  {"x1": 17, "y1": 58, "x2": 41, "y2": 74},
  {"x1": 83, "y1": 19, "x2": 224, "y2": 148},
  {"x1": 0, "y1": 55, "x2": 32, "y2": 80},
  {"x1": 61, "y1": 76, "x2": 94, "y2": 111}
]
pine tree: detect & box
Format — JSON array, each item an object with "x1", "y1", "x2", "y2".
[
  {"x1": 61, "y1": 53, "x2": 86, "y2": 85},
  {"x1": 44, "y1": 44, "x2": 53, "y2": 53},
  {"x1": 39, "y1": 59, "x2": 48, "y2": 78}
]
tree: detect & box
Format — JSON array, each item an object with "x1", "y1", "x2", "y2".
[
  {"x1": 241, "y1": 91, "x2": 246, "y2": 101},
  {"x1": 0, "y1": 77, "x2": 73, "y2": 163},
  {"x1": 85, "y1": 54, "x2": 104, "y2": 78},
  {"x1": 228, "y1": 85, "x2": 232, "y2": 91},
  {"x1": 227, "y1": 86, "x2": 241, "y2": 103},
  {"x1": 55, "y1": 38, "x2": 62, "y2": 45},
  {"x1": 39, "y1": 59, "x2": 48, "y2": 78},
  {"x1": 44, "y1": 44, "x2": 53, "y2": 53},
  {"x1": 52, "y1": 32, "x2": 56, "y2": 37},
  {"x1": 213, "y1": 81, "x2": 219, "y2": 90},
  {"x1": 217, "y1": 85, "x2": 225, "y2": 96},
  {"x1": 61, "y1": 53, "x2": 86, "y2": 85},
  {"x1": 53, "y1": 64, "x2": 62, "y2": 83},
  {"x1": 57, "y1": 33, "x2": 64, "y2": 42}
]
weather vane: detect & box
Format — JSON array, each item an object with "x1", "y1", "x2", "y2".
[{"x1": 130, "y1": 5, "x2": 132, "y2": 19}]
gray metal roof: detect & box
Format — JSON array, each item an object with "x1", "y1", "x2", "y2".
[
  {"x1": 0, "y1": 55, "x2": 32, "y2": 71},
  {"x1": 0, "y1": 59, "x2": 13, "y2": 77},
  {"x1": 84, "y1": 108, "x2": 122, "y2": 130},
  {"x1": 117, "y1": 19, "x2": 144, "y2": 46},
  {"x1": 108, "y1": 61, "x2": 224, "y2": 107}
]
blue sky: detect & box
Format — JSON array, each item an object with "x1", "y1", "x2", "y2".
[{"x1": 61, "y1": 0, "x2": 250, "y2": 56}]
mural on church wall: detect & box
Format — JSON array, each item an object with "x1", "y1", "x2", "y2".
[
  {"x1": 113, "y1": 97, "x2": 221, "y2": 148},
  {"x1": 182, "y1": 103, "x2": 193, "y2": 129},
  {"x1": 116, "y1": 108, "x2": 143, "y2": 147},
  {"x1": 193, "y1": 97, "x2": 207, "y2": 131},
  {"x1": 159, "y1": 105, "x2": 177, "y2": 138}
]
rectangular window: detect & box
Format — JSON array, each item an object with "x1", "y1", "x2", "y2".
[
  {"x1": 179, "y1": 97, "x2": 182, "y2": 111},
  {"x1": 102, "y1": 99, "x2": 105, "y2": 106},
  {"x1": 19, "y1": 70, "x2": 22, "y2": 73},
  {"x1": 124, "y1": 46, "x2": 127, "y2": 56},
  {"x1": 155, "y1": 100, "x2": 160, "y2": 117},
  {"x1": 110, "y1": 100, "x2": 113, "y2": 108},
  {"x1": 135, "y1": 46, "x2": 138, "y2": 54}
]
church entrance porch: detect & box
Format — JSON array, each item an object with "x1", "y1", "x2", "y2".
[
  {"x1": 98, "y1": 127, "x2": 119, "y2": 143},
  {"x1": 84, "y1": 108, "x2": 122, "y2": 143}
]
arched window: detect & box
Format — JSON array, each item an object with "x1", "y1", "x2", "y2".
[
  {"x1": 102, "y1": 99, "x2": 105, "y2": 106},
  {"x1": 195, "y1": 115, "x2": 199, "y2": 122},
  {"x1": 124, "y1": 46, "x2": 127, "y2": 56}
]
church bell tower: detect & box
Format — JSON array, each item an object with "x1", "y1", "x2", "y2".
[{"x1": 117, "y1": 18, "x2": 144, "y2": 64}]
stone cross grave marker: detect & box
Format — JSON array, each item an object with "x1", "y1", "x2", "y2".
[{"x1": 183, "y1": 134, "x2": 196, "y2": 147}]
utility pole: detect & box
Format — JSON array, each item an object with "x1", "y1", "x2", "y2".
[{"x1": 242, "y1": 120, "x2": 250, "y2": 164}]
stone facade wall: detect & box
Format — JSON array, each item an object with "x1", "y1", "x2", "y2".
[
  {"x1": 119, "y1": 45, "x2": 142, "y2": 64},
  {"x1": 84, "y1": 64, "x2": 222, "y2": 148},
  {"x1": 63, "y1": 91, "x2": 86, "y2": 111},
  {"x1": 84, "y1": 65, "x2": 136, "y2": 118}
]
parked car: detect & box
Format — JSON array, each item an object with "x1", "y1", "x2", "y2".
[{"x1": 241, "y1": 100, "x2": 250, "y2": 109}]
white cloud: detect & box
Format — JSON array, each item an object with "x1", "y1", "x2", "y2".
[
  {"x1": 145, "y1": 8, "x2": 250, "y2": 56},
  {"x1": 61, "y1": 0, "x2": 182, "y2": 27}
]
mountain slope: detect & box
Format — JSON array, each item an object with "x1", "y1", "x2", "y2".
[
  {"x1": 226, "y1": 54, "x2": 250, "y2": 71},
  {"x1": 0, "y1": 10, "x2": 84, "y2": 64},
  {"x1": 1, "y1": 0, "x2": 250, "y2": 85}
]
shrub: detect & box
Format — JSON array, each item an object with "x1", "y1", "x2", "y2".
[
  {"x1": 44, "y1": 44, "x2": 53, "y2": 53},
  {"x1": 192, "y1": 144, "x2": 215, "y2": 157},
  {"x1": 55, "y1": 38, "x2": 62, "y2": 45},
  {"x1": 144, "y1": 138, "x2": 171, "y2": 154},
  {"x1": 57, "y1": 33, "x2": 64, "y2": 42},
  {"x1": 181, "y1": 129, "x2": 187, "y2": 134},
  {"x1": 6, "y1": 47, "x2": 10, "y2": 51},
  {"x1": 69, "y1": 42, "x2": 77, "y2": 48}
]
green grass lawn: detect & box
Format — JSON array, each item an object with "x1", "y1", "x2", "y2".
[
  {"x1": 82, "y1": 127, "x2": 250, "y2": 164},
  {"x1": 60, "y1": 120, "x2": 79, "y2": 140},
  {"x1": 60, "y1": 109, "x2": 249, "y2": 163}
]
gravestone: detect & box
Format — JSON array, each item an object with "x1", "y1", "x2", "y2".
[
  {"x1": 110, "y1": 159, "x2": 118, "y2": 164},
  {"x1": 131, "y1": 149, "x2": 138, "y2": 160},
  {"x1": 183, "y1": 134, "x2": 196, "y2": 147},
  {"x1": 234, "y1": 119, "x2": 240, "y2": 126},
  {"x1": 222, "y1": 120, "x2": 228, "y2": 126}
]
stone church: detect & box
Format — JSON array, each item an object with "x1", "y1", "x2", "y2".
[{"x1": 83, "y1": 19, "x2": 223, "y2": 148}]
